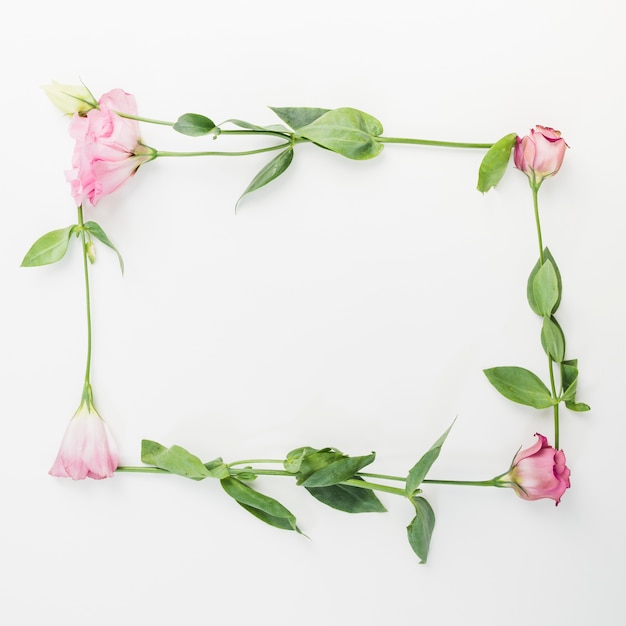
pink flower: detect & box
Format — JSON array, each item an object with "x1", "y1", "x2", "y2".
[
  {"x1": 49, "y1": 391, "x2": 119, "y2": 480},
  {"x1": 66, "y1": 88, "x2": 155, "y2": 207},
  {"x1": 498, "y1": 433, "x2": 570, "y2": 505},
  {"x1": 513, "y1": 125, "x2": 568, "y2": 187}
]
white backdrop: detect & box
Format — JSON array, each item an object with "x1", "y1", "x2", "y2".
[{"x1": 2, "y1": 1, "x2": 624, "y2": 624}]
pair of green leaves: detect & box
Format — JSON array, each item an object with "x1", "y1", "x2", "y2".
[
  {"x1": 141, "y1": 440, "x2": 300, "y2": 533},
  {"x1": 284, "y1": 446, "x2": 385, "y2": 513},
  {"x1": 173, "y1": 106, "x2": 384, "y2": 207},
  {"x1": 21, "y1": 221, "x2": 124, "y2": 273}
]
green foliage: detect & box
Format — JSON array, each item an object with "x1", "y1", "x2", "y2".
[
  {"x1": 532, "y1": 259, "x2": 560, "y2": 317},
  {"x1": 236, "y1": 147, "x2": 294, "y2": 208},
  {"x1": 21, "y1": 225, "x2": 76, "y2": 267},
  {"x1": 305, "y1": 479, "x2": 387, "y2": 513},
  {"x1": 220, "y1": 477, "x2": 299, "y2": 532},
  {"x1": 560, "y1": 359, "x2": 590, "y2": 411},
  {"x1": 269, "y1": 106, "x2": 330, "y2": 130},
  {"x1": 173, "y1": 113, "x2": 217, "y2": 136},
  {"x1": 541, "y1": 316, "x2": 565, "y2": 362},
  {"x1": 140, "y1": 439, "x2": 229, "y2": 479},
  {"x1": 484, "y1": 366, "x2": 555, "y2": 409},
  {"x1": 476, "y1": 133, "x2": 517, "y2": 192},
  {"x1": 527, "y1": 248, "x2": 562, "y2": 316},
  {"x1": 407, "y1": 496, "x2": 436, "y2": 564},
  {"x1": 406, "y1": 421, "x2": 455, "y2": 496},
  {"x1": 83, "y1": 221, "x2": 125, "y2": 274},
  {"x1": 284, "y1": 446, "x2": 376, "y2": 487},
  {"x1": 293, "y1": 108, "x2": 384, "y2": 160}
]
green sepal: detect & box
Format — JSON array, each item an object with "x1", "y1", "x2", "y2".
[
  {"x1": 173, "y1": 113, "x2": 217, "y2": 137},
  {"x1": 21, "y1": 225, "x2": 77, "y2": 267},
  {"x1": 269, "y1": 106, "x2": 331, "y2": 130},
  {"x1": 236, "y1": 147, "x2": 293, "y2": 209},
  {"x1": 293, "y1": 107, "x2": 384, "y2": 160},
  {"x1": 83, "y1": 221, "x2": 125, "y2": 274},
  {"x1": 305, "y1": 478, "x2": 387, "y2": 513},
  {"x1": 476, "y1": 132, "x2": 517, "y2": 193},
  {"x1": 140, "y1": 439, "x2": 229, "y2": 479},
  {"x1": 406, "y1": 495, "x2": 436, "y2": 564},
  {"x1": 406, "y1": 420, "x2": 455, "y2": 496},
  {"x1": 483, "y1": 366, "x2": 555, "y2": 409},
  {"x1": 220, "y1": 477, "x2": 300, "y2": 533},
  {"x1": 541, "y1": 316, "x2": 565, "y2": 363},
  {"x1": 527, "y1": 249, "x2": 562, "y2": 316}
]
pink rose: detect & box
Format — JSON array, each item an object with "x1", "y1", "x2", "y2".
[
  {"x1": 66, "y1": 88, "x2": 155, "y2": 206},
  {"x1": 513, "y1": 125, "x2": 568, "y2": 186},
  {"x1": 49, "y1": 394, "x2": 119, "y2": 480},
  {"x1": 499, "y1": 433, "x2": 570, "y2": 505}
]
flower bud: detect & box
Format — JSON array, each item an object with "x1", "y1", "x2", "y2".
[
  {"x1": 43, "y1": 81, "x2": 98, "y2": 115},
  {"x1": 513, "y1": 125, "x2": 568, "y2": 187}
]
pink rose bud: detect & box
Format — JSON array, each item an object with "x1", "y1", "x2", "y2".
[
  {"x1": 49, "y1": 390, "x2": 119, "y2": 480},
  {"x1": 498, "y1": 433, "x2": 570, "y2": 505},
  {"x1": 65, "y1": 88, "x2": 155, "y2": 207},
  {"x1": 513, "y1": 125, "x2": 568, "y2": 187}
]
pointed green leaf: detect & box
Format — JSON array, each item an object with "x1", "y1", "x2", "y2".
[
  {"x1": 300, "y1": 452, "x2": 376, "y2": 488},
  {"x1": 173, "y1": 113, "x2": 217, "y2": 136},
  {"x1": 236, "y1": 147, "x2": 293, "y2": 208},
  {"x1": 484, "y1": 366, "x2": 555, "y2": 408},
  {"x1": 21, "y1": 225, "x2": 76, "y2": 267},
  {"x1": 140, "y1": 439, "x2": 228, "y2": 479},
  {"x1": 527, "y1": 249, "x2": 562, "y2": 315},
  {"x1": 560, "y1": 359, "x2": 579, "y2": 402},
  {"x1": 221, "y1": 477, "x2": 299, "y2": 532},
  {"x1": 532, "y1": 259, "x2": 560, "y2": 316},
  {"x1": 224, "y1": 118, "x2": 289, "y2": 133},
  {"x1": 294, "y1": 107, "x2": 384, "y2": 160},
  {"x1": 407, "y1": 496, "x2": 436, "y2": 564},
  {"x1": 83, "y1": 221, "x2": 124, "y2": 274},
  {"x1": 476, "y1": 132, "x2": 517, "y2": 192},
  {"x1": 269, "y1": 106, "x2": 331, "y2": 130},
  {"x1": 541, "y1": 316, "x2": 565, "y2": 363},
  {"x1": 283, "y1": 446, "x2": 318, "y2": 473},
  {"x1": 406, "y1": 420, "x2": 455, "y2": 496},
  {"x1": 565, "y1": 401, "x2": 591, "y2": 412},
  {"x1": 305, "y1": 478, "x2": 387, "y2": 513}
]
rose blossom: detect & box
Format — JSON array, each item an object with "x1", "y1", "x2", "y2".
[
  {"x1": 498, "y1": 433, "x2": 570, "y2": 505},
  {"x1": 66, "y1": 88, "x2": 155, "y2": 207},
  {"x1": 513, "y1": 125, "x2": 568, "y2": 186},
  {"x1": 49, "y1": 390, "x2": 119, "y2": 480}
]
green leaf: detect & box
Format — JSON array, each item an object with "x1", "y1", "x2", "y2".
[
  {"x1": 173, "y1": 113, "x2": 217, "y2": 136},
  {"x1": 294, "y1": 107, "x2": 384, "y2": 160},
  {"x1": 532, "y1": 259, "x2": 560, "y2": 316},
  {"x1": 269, "y1": 106, "x2": 331, "y2": 130},
  {"x1": 305, "y1": 478, "x2": 387, "y2": 513},
  {"x1": 565, "y1": 401, "x2": 591, "y2": 412},
  {"x1": 21, "y1": 225, "x2": 76, "y2": 267},
  {"x1": 541, "y1": 316, "x2": 565, "y2": 363},
  {"x1": 83, "y1": 221, "x2": 125, "y2": 274},
  {"x1": 221, "y1": 477, "x2": 299, "y2": 532},
  {"x1": 236, "y1": 147, "x2": 293, "y2": 209},
  {"x1": 283, "y1": 446, "x2": 318, "y2": 473},
  {"x1": 140, "y1": 439, "x2": 229, "y2": 479},
  {"x1": 406, "y1": 420, "x2": 455, "y2": 496},
  {"x1": 476, "y1": 132, "x2": 517, "y2": 193},
  {"x1": 560, "y1": 359, "x2": 590, "y2": 411},
  {"x1": 527, "y1": 249, "x2": 562, "y2": 315},
  {"x1": 484, "y1": 366, "x2": 555, "y2": 408},
  {"x1": 407, "y1": 496, "x2": 436, "y2": 564},
  {"x1": 223, "y1": 118, "x2": 289, "y2": 133},
  {"x1": 300, "y1": 452, "x2": 376, "y2": 488}
]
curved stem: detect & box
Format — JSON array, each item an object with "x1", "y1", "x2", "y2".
[
  {"x1": 155, "y1": 142, "x2": 291, "y2": 158},
  {"x1": 77, "y1": 205, "x2": 92, "y2": 386},
  {"x1": 532, "y1": 184, "x2": 545, "y2": 264},
  {"x1": 378, "y1": 136, "x2": 493, "y2": 149}
]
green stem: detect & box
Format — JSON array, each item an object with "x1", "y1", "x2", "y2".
[
  {"x1": 549, "y1": 360, "x2": 560, "y2": 449},
  {"x1": 155, "y1": 142, "x2": 291, "y2": 158},
  {"x1": 228, "y1": 459, "x2": 285, "y2": 467},
  {"x1": 378, "y1": 136, "x2": 493, "y2": 149},
  {"x1": 532, "y1": 184, "x2": 545, "y2": 264},
  {"x1": 77, "y1": 205, "x2": 92, "y2": 386},
  {"x1": 341, "y1": 478, "x2": 407, "y2": 497},
  {"x1": 116, "y1": 112, "x2": 174, "y2": 127}
]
